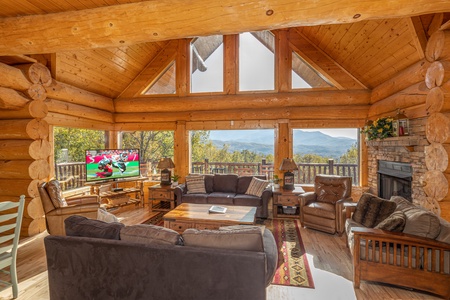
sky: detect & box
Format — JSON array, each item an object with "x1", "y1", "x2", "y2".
[{"x1": 301, "y1": 128, "x2": 358, "y2": 139}]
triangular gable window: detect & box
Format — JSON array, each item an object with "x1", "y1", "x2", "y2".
[
  {"x1": 143, "y1": 61, "x2": 176, "y2": 95},
  {"x1": 291, "y1": 52, "x2": 333, "y2": 89}
]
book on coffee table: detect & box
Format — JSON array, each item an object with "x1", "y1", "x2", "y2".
[{"x1": 208, "y1": 205, "x2": 227, "y2": 214}]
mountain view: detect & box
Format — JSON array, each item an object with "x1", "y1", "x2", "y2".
[{"x1": 210, "y1": 129, "x2": 356, "y2": 158}]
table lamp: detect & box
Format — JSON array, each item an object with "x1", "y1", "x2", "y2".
[
  {"x1": 157, "y1": 157, "x2": 175, "y2": 185},
  {"x1": 279, "y1": 158, "x2": 297, "y2": 190}
]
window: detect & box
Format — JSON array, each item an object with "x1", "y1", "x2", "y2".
[
  {"x1": 239, "y1": 31, "x2": 275, "y2": 91},
  {"x1": 53, "y1": 127, "x2": 106, "y2": 190},
  {"x1": 190, "y1": 129, "x2": 274, "y2": 176},
  {"x1": 292, "y1": 128, "x2": 359, "y2": 185},
  {"x1": 142, "y1": 61, "x2": 176, "y2": 95},
  {"x1": 191, "y1": 35, "x2": 224, "y2": 93},
  {"x1": 291, "y1": 52, "x2": 333, "y2": 89},
  {"x1": 120, "y1": 131, "x2": 174, "y2": 180}
]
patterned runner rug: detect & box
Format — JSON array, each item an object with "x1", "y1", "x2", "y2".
[
  {"x1": 142, "y1": 212, "x2": 165, "y2": 226},
  {"x1": 267, "y1": 219, "x2": 315, "y2": 288}
]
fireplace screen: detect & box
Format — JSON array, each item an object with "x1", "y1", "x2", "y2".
[{"x1": 378, "y1": 161, "x2": 412, "y2": 201}]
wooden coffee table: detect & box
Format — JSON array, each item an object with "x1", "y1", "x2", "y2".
[{"x1": 163, "y1": 203, "x2": 257, "y2": 233}]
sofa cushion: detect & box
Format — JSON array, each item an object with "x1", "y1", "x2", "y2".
[
  {"x1": 352, "y1": 193, "x2": 396, "y2": 228},
  {"x1": 45, "y1": 179, "x2": 68, "y2": 208},
  {"x1": 181, "y1": 193, "x2": 208, "y2": 204},
  {"x1": 401, "y1": 206, "x2": 441, "y2": 239},
  {"x1": 234, "y1": 194, "x2": 262, "y2": 207},
  {"x1": 391, "y1": 196, "x2": 414, "y2": 211},
  {"x1": 245, "y1": 177, "x2": 268, "y2": 197},
  {"x1": 237, "y1": 175, "x2": 266, "y2": 194},
  {"x1": 182, "y1": 227, "x2": 264, "y2": 251},
  {"x1": 120, "y1": 224, "x2": 183, "y2": 245},
  {"x1": 213, "y1": 174, "x2": 238, "y2": 193},
  {"x1": 65, "y1": 215, "x2": 124, "y2": 240},
  {"x1": 186, "y1": 175, "x2": 206, "y2": 194},
  {"x1": 374, "y1": 210, "x2": 406, "y2": 232},
  {"x1": 437, "y1": 219, "x2": 450, "y2": 244},
  {"x1": 204, "y1": 174, "x2": 214, "y2": 193},
  {"x1": 207, "y1": 192, "x2": 235, "y2": 205}
]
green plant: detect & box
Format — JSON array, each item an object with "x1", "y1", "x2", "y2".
[
  {"x1": 362, "y1": 117, "x2": 394, "y2": 140},
  {"x1": 171, "y1": 174, "x2": 180, "y2": 182},
  {"x1": 273, "y1": 175, "x2": 279, "y2": 184}
]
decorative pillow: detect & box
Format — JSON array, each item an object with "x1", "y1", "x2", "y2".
[
  {"x1": 97, "y1": 208, "x2": 119, "y2": 223},
  {"x1": 374, "y1": 210, "x2": 406, "y2": 232},
  {"x1": 45, "y1": 180, "x2": 68, "y2": 208},
  {"x1": 352, "y1": 193, "x2": 396, "y2": 228},
  {"x1": 120, "y1": 224, "x2": 183, "y2": 245},
  {"x1": 245, "y1": 177, "x2": 268, "y2": 197},
  {"x1": 401, "y1": 206, "x2": 441, "y2": 239},
  {"x1": 186, "y1": 175, "x2": 206, "y2": 194},
  {"x1": 182, "y1": 227, "x2": 264, "y2": 252},
  {"x1": 65, "y1": 215, "x2": 124, "y2": 240}
]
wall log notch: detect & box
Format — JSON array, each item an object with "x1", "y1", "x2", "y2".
[
  {"x1": 0, "y1": 100, "x2": 48, "y2": 119},
  {"x1": 0, "y1": 159, "x2": 50, "y2": 180},
  {"x1": 424, "y1": 142, "x2": 448, "y2": 172},
  {"x1": 14, "y1": 63, "x2": 52, "y2": 86},
  {"x1": 426, "y1": 30, "x2": 450, "y2": 62},
  {"x1": 425, "y1": 60, "x2": 450, "y2": 89},
  {"x1": 0, "y1": 87, "x2": 30, "y2": 109},
  {"x1": 0, "y1": 119, "x2": 49, "y2": 140},
  {"x1": 426, "y1": 86, "x2": 450, "y2": 114}
]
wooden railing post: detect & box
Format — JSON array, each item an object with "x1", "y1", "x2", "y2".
[{"x1": 328, "y1": 159, "x2": 334, "y2": 175}]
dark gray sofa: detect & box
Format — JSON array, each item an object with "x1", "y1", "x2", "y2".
[
  {"x1": 174, "y1": 174, "x2": 271, "y2": 218},
  {"x1": 44, "y1": 219, "x2": 277, "y2": 300}
]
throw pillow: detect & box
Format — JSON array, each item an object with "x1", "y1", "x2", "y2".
[
  {"x1": 65, "y1": 215, "x2": 124, "y2": 240},
  {"x1": 97, "y1": 208, "x2": 119, "y2": 223},
  {"x1": 401, "y1": 206, "x2": 441, "y2": 239},
  {"x1": 182, "y1": 227, "x2": 264, "y2": 252},
  {"x1": 374, "y1": 210, "x2": 406, "y2": 232},
  {"x1": 245, "y1": 177, "x2": 268, "y2": 197},
  {"x1": 352, "y1": 193, "x2": 396, "y2": 228},
  {"x1": 186, "y1": 175, "x2": 206, "y2": 194},
  {"x1": 45, "y1": 179, "x2": 68, "y2": 208},
  {"x1": 120, "y1": 224, "x2": 183, "y2": 245}
]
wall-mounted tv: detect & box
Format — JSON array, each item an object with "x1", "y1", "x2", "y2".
[{"x1": 85, "y1": 149, "x2": 140, "y2": 182}]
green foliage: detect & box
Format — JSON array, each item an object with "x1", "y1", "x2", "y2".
[
  {"x1": 294, "y1": 153, "x2": 329, "y2": 163},
  {"x1": 362, "y1": 117, "x2": 394, "y2": 140},
  {"x1": 339, "y1": 143, "x2": 358, "y2": 164},
  {"x1": 122, "y1": 131, "x2": 174, "y2": 165},
  {"x1": 54, "y1": 127, "x2": 105, "y2": 163}
]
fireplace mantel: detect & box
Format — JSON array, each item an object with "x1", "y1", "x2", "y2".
[{"x1": 366, "y1": 136, "x2": 428, "y2": 152}]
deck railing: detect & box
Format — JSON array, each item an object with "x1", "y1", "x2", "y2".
[{"x1": 56, "y1": 159, "x2": 358, "y2": 190}]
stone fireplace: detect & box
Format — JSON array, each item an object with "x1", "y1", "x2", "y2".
[{"x1": 367, "y1": 118, "x2": 428, "y2": 204}]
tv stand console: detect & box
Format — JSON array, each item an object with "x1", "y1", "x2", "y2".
[{"x1": 86, "y1": 177, "x2": 148, "y2": 211}]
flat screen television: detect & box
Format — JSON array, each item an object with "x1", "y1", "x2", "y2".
[{"x1": 85, "y1": 149, "x2": 140, "y2": 182}]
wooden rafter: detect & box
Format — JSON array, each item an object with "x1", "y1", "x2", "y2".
[
  {"x1": 408, "y1": 17, "x2": 428, "y2": 59},
  {"x1": 1, "y1": 0, "x2": 450, "y2": 55}
]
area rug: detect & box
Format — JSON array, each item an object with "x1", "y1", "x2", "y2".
[
  {"x1": 267, "y1": 219, "x2": 315, "y2": 288},
  {"x1": 142, "y1": 212, "x2": 165, "y2": 226}
]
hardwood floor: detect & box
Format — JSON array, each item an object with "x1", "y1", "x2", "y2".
[{"x1": 0, "y1": 211, "x2": 442, "y2": 300}]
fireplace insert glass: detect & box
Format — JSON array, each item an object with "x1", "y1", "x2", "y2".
[{"x1": 377, "y1": 161, "x2": 412, "y2": 201}]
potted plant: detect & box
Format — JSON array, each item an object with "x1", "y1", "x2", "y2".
[
  {"x1": 171, "y1": 174, "x2": 180, "y2": 186},
  {"x1": 273, "y1": 175, "x2": 280, "y2": 189}
]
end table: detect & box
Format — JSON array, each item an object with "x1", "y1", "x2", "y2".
[{"x1": 148, "y1": 184, "x2": 177, "y2": 212}]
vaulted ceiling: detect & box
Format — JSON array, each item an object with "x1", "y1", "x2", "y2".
[{"x1": 0, "y1": 0, "x2": 449, "y2": 99}]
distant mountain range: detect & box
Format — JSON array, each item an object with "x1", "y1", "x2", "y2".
[{"x1": 209, "y1": 130, "x2": 356, "y2": 158}]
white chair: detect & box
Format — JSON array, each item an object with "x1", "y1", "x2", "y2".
[{"x1": 0, "y1": 195, "x2": 25, "y2": 299}]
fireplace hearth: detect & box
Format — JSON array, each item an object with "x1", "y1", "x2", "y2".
[{"x1": 378, "y1": 161, "x2": 412, "y2": 201}]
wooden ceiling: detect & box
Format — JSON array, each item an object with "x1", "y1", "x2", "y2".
[{"x1": 0, "y1": 0, "x2": 449, "y2": 98}]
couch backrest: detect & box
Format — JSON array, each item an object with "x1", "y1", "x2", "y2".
[{"x1": 213, "y1": 174, "x2": 239, "y2": 193}]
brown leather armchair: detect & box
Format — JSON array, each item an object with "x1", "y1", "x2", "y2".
[
  {"x1": 38, "y1": 179, "x2": 100, "y2": 236},
  {"x1": 299, "y1": 175, "x2": 353, "y2": 234}
]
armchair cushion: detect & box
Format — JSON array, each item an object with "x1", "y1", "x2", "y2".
[
  {"x1": 315, "y1": 175, "x2": 352, "y2": 204},
  {"x1": 45, "y1": 180, "x2": 68, "y2": 208},
  {"x1": 65, "y1": 215, "x2": 124, "y2": 240},
  {"x1": 352, "y1": 193, "x2": 396, "y2": 228},
  {"x1": 303, "y1": 202, "x2": 336, "y2": 219},
  {"x1": 186, "y1": 175, "x2": 206, "y2": 194},
  {"x1": 245, "y1": 177, "x2": 268, "y2": 197}
]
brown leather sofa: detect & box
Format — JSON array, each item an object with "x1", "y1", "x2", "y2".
[
  {"x1": 299, "y1": 174, "x2": 353, "y2": 234},
  {"x1": 38, "y1": 179, "x2": 100, "y2": 235}
]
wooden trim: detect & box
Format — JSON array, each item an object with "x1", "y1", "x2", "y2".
[
  {"x1": 408, "y1": 17, "x2": 427, "y2": 60},
  {"x1": 2, "y1": 1, "x2": 450, "y2": 55},
  {"x1": 224, "y1": 35, "x2": 237, "y2": 94}
]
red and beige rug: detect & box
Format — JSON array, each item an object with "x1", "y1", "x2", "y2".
[{"x1": 267, "y1": 219, "x2": 315, "y2": 288}]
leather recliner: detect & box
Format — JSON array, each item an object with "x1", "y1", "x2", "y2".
[
  {"x1": 38, "y1": 179, "x2": 100, "y2": 235},
  {"x1": 299, "y1": 174, "x2": 353, "y2": 234}
]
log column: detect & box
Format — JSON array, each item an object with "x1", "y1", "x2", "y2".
[
  {"x1": 0, "y1": 62, "x2": 51, "y2": 236},
  {"x1": 423, "y1": 28, "x2": 450, "y2": 221}
]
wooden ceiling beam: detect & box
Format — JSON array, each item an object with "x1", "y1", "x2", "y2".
[
  {"x1": 1, "y1": 0, "x2": 450, "y2": 55},
  {"x1": 408, "y1": 17, "x2": 428, "y2": 59}
]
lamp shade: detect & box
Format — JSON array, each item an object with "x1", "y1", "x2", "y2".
[
  {"x1": 157, "y1": 157, "x2": 175, "y2": 169},
  {"x1": 279, "y1": 158, "x2": 297, "y2": 171}
]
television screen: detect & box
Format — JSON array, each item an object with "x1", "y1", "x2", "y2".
[{"x1": 85, "y1": 149, "x2": 140, "y2": 182}]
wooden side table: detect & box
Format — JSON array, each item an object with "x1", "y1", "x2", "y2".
[
  {"x1": 148, "y1": 184, "x2": 176, "y2": 212},
  {"x1": 272, "y1": 186, "x2": 305, "y2": 218}
]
